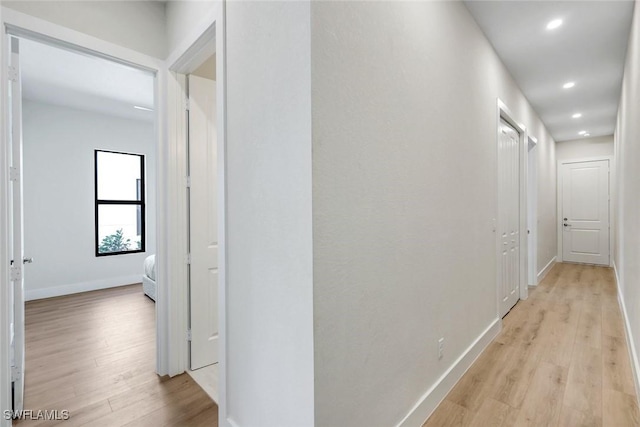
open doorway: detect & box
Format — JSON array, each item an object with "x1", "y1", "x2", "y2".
[
  {"x1": 162, "y1": 19, "x2": 222, "y2": 404},
  {"x1": 7, "y1": 31, "x2": 168, "y2": 420},
  {"x1": 4, "y1": 17, "x2": 219, "y2": 422},
  {"x1": 185, "y1": 54, "x2": 219, "y2": 402}
]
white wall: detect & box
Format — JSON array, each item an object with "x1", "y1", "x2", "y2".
[
  {"x1": 165, "y1": 1, "x2": 216, "y2": 59},
  {"x1": 556, "y1": 135, "x2": 614, "y2": 161},
  {"x1": 2, "y1": 1, "x2": 166, "y2": 59},
  {"x1": 22, "y1": 100, "x2": 156, "y2": 300},
  {"x1": 1, "y1": 1, "x2": 220, "y2": 62},
  {"x1": 536, "y1": 124, "x2": 557, "y2": 276},
  {"x1": 614, "y1": 0, "x2": 640, "y2": 397},
  {"x1": 311, "y1": 2, "x2": 556, "y2": 425},
  {"x1": 224, "y1": 2, "x2": 314, "y2": 426}
]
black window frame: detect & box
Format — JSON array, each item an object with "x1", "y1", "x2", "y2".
[{"x1": 94, "y1": 149, "x2": 146, "y2": 257}]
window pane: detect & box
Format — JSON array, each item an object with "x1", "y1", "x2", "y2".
[
  {"x1": 97, "y1": 151, "x2": 142, "y2": 201},
  {"x1": 97, "y1": 205, "x2": 142, "y2": 254}
]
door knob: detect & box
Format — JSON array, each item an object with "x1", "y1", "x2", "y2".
[
  {"x1": 563, "y1": 223, "x2": 570, "y2": 227},
  {"x1": 23, "y1": 257, "x2": 33, "y2": 264},
  {"x1": 564, "y1": 218, "x2": 568, "y2": 221}
]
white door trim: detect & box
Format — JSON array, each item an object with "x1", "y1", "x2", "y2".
[
  {"x1": 9, "y1": 35, "x2": 25, "y2": 413},
  {"x1": 496, "y1": 99, "x2": 528, "y2": 319},
  {"x1": 557, "y1": 155, "x2": 613, "y2": 266},
  {"x1": 527, "y1": 135, "x2": 538, "y2": 286},
  {"x1": 164, "y1": 2, "x2": 227, "y2": 424},
  {"x1": 0, "y1": 8, "x2": 166, "y2": 423},
  {"x1": 0, "y1": 20, "x2": 11, "y2": 421}
]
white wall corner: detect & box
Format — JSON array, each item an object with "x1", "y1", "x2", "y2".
[
  {"x1": 613, "y1": 262, "x2": 640, "y2": 404},
  {"x1": 395, "y1": 319, "x2": 501, "y2": 427},
  {"x1": 537, "y1": 256, "x2": 557, "y2": 283},
  {"x1": 24, "y1": 275, "x2": 143, "y2": 301}
]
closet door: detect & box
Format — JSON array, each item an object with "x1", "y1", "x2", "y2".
[
  {"x1": 498, "y1": 118, "x2": 521, "y2": 317},
  {"x1": 188, "y1": 74, "x2": 218, "y2": 370}
]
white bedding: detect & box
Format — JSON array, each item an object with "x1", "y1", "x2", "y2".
[
  {"x1": 144, "y1": 254, "x2": 156, "y2": 281},
  {"x1": 143, "y1": 255, "x2": 156, "y2": 301}
]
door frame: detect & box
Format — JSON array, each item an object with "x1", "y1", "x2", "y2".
[
  {"x1": 8, "y1": 34, "x2": 25, "y2": 413},
  {"x1": 164, "y1": 1, "x2": 227, "y2": 421},
  {"x1": 0, "y1": 7, "x2": 165, "y2": 424},
  {"x1": 527, "y1": 135, "x2": 538, "y2": 285},
  {"x1": 556, "y1": 156, "x2": 613, "y2": 267},
  {"x1": 496, "y1": 99, "x2": 528, "y2": 318}
]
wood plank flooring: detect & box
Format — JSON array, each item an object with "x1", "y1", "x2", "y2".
[
  {"x1": 424, "y1": 262, "x2": 640, "y2": 427},
  {"x1": 14, "y1": 284, "x2": 217, "y2": 426}
]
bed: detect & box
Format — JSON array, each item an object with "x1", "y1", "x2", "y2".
[{"x1": 143, "y1": 254, "x2": 156, "y2": 301}]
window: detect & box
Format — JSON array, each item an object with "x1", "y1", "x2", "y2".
[{"x1": 95, "y1": 150, "x2": 145, "y2": 256}]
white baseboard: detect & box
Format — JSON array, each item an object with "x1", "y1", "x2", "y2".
[
  {"x1": 396, "y1": 318, "x2": 501, "y2": 427},
  {"x1": 25, "y1": 274, "x2": 143, "y2": 301},
  {"x1": 613, "y1": 262, "x2": 640, "y2": 403},
  {"x1": 537, "y1": 256, "x2": 557, "y2": 283}
]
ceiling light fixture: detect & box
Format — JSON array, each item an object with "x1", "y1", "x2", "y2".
[
  {"x1": 572, "y1": 113, "x2": 582, "y2": 119},
  {"x1": 563, "y1": 82, "x2": 575, "y2": 89},
  {"x1": 134, "y1": 105, "x2": 153, "y2": 112},
  {"x1": 578, "y1": 131, "x2": 587, "y2": 135},
  {"x1": 584, "y1": 133, "x2": 590, "y2": 137},
  {"x1": 546, "y1": 19, "x2": 563, "y2": 30}
]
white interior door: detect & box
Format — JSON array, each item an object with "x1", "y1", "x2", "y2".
[
  {"x1": 498, "y1": 118, "x2": 520, "y2": 317},
  {"x1": 188, "y1": 74, "x2": 218, "y2": 370},
  {"x1": 9, "y1": 36, "x2": 25, "y2": 412},
  {"x1": 561, "y1": 159, "x2": 610, "y2": 265}
]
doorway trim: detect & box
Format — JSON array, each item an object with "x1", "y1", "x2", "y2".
[
  {"x1": 527, "y1": 135, "x2": 538, "y2": 285},
  {"x1": 496, "y1": 99, "x2": 528, "y2": 319},
  {"x1": 556, "y1": 155, "x2": 613, "y2": 267},
  {"x1": 164, "y1": 1, "x2": 226, "y2": 422},
  {"x1": 0, "y1": 7, "x2": 165, "y2": 424}
]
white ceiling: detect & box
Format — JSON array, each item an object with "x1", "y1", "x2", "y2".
[
  {"x1": 20, "y1": 37, "x2": 155, "y2": 122},
  {"x1": 464, "y1": 0, "x2": 635, "y2": 142}
]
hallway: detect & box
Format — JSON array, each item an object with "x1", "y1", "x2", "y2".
[{"x1": 424, "y1": 263, "x2": 639, "y2": 426}]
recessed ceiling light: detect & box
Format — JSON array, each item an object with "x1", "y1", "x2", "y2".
[
  {"x1": 572, "y1": 113, "x2": 582, "y2": 119},
  {"x1": 563, "y1": 82, "x2": 575, "y2": 89},
  {"x1": 546, "y1": 19, "x2": 563, "y2": 30},
  {"x1": 578, "y1": 131, "x2": 587, "y2": 135},
  {"x1": 584, "y1": 133, "x2": 590, "y2": 137},
  {"x1": 134, "y1": 105, "x2": 153, "y2": 112}
]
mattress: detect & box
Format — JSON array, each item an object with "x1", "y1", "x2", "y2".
[
  {"x1": 143, "y1": 275, "x2": 156, "y2": 301},
  {"x1": 143, "y1": 254, "x2": 156, "y2": 301},
  {"x1": 144, "y1": 254, "x2": 156, "y2": 281}
]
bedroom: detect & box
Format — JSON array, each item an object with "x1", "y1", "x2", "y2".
[
  {"x1": 10, "y1": 34, "x2": 213, "y2": 420},
  {"x1": 20, "y1": 38, "x2": 157, "y2": 301},
  {"x1": 8, "y1": 29, "x2": 219, "y2": 421}
]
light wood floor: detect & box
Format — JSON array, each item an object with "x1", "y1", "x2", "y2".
[
  {"x1": 188, "y1": 364, "x2": 219, "y2": 403},
  {"x1": 15, "y1": 284, "x2": 217, "y2": 426},
  {"x1": 424, "y1": 263, "x2": 640, "y2": 427}
]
